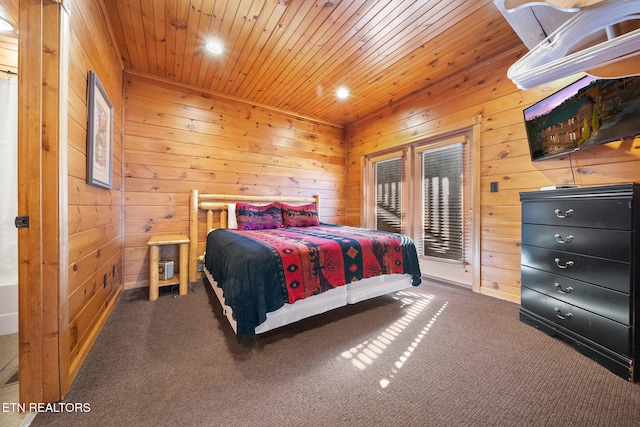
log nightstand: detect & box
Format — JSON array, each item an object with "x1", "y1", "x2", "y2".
[{"x1": 147, "y1": 235, "x2": 190, "y2": 301}]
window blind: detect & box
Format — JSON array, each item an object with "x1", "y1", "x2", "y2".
[
  {"x1": 374, "y1": 157, "x2": 403, "y2": 234},
  {"x1": 420, "y1": 143, "x2": 464, "y2": 261}
]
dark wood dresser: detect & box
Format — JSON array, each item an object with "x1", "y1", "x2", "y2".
[{"x1": 520, "y1": 183, "x2": 640, "y2": 381}]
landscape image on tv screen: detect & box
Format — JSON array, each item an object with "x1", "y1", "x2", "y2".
[{"x1": 523, "y1": 75, "x2": 640, "y2": 161}]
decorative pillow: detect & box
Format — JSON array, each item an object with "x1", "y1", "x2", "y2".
[
  {"x1": 227, "y1": 203, "x2": 238, "y2": 229},
  {"x1": 281, "y1": 202, "x2": 320, "y2": 228},
  {"x1": 235, "y1": 202, "x2": 283, "y2": 230}
]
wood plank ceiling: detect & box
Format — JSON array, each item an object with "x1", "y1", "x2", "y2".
[
  {"x1": 103, "y1": 0, "x2": 524, "y2": 126},
  {"x1": 0, "y1": 0, "x2": 525, "y2": 126}
]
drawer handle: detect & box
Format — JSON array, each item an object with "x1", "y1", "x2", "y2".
[
  {"x1": 554, "y1": 282, "x2": 574, "y2": 294},
  {"x1": 554, "y1": 233, "x2": 574, "y2": 244},
  {"x1": 554, "y1": 208, "x2": 574, "y2": 219},
  {"x1": 554, "y1": 258, "x2": 574, "y2": 269},
  {"x1": 554, "y1": 307, "x2": 573, "y2": 320}
]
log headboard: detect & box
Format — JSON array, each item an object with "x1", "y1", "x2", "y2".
[{"x1": 188, "y1": 189, "x2": 319, "y2": 283}]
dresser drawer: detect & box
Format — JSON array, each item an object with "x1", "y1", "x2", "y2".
[
  {"x1": 521, "y1": 245, "x2": 630, "y2": 293},
  {"x1": 521, "y1": 287, "x2": 631, "y2": 356},
  {"x1": 521, "y1": 199, "x2": 630, "y2": 230},
  {"x1": 522, "y1": 224, "x2": 630, "y2": 261},
  {"x1": 521, "y1": 266, "x2": 631, "y2": 324}
]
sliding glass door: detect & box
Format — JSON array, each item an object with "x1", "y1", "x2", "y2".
[
  {"x1": 365, "y1": 132, "x2": 474, "y2": 287},
  {"x1": 414, "y1": 137, "x2": 472, "y2": 286}
]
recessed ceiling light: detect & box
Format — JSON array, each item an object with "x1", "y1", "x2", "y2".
[
  {"x1": 0, "y1": 17, "x2": 13, "y2": 33},
  {"x1": 336, "y1": 86, "x2": 350, "y2": 99},
  {"x1": 205, "y1": 39, "x2": 224, "y2": 55}
]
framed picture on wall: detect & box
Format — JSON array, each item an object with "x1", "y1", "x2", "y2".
[{"x1": 86, "y1": 71, "x2": 113, "y2": 189}]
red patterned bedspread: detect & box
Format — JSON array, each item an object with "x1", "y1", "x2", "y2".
[
  {"x1": 229, "y1": 225, "x2": 406, "y2": 304},
  {"x1": 205, "y1": 224, "x2": 421, "y2": 334}
]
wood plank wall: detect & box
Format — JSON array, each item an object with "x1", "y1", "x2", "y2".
[
  {"x1": 123, "y1": 72, "x2": 345, "y2": 289},
  {"x1": 345, "y1": 24, "x2": 640, "y2": 304},
  {"x1": 66, "y1": 0, "x2": 124, "y2": 384},
  {"x1": 0, "y1": 33, "x2": 17, "y2": 73}
]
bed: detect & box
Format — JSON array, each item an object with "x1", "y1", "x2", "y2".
[{"x1": 188, "y1": 190, "x2": 422, "y2": 336}]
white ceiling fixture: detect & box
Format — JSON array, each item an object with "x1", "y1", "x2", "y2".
[
  {"x1": 205, "y1": 39, "x2": 224, "y2": 55},
  {"x1": 504, "y1": 0, "x2": 609, "y2": 13},
  {"x1": 336, "y1": 86, "x2": 350, "y2": 99},
  {"x1": 496, "y1": 0, "x2": 640, "y2": 89}
]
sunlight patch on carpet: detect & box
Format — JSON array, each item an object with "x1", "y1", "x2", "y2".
[
  {"x1": 380, "y1": 301, "x2": 448, "y2": 389},
  {"x1": 339, "y1": 291, "x2": 436, "y2": 373}
]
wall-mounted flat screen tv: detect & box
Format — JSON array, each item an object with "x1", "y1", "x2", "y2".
[{"x1": 524, "y1": 75, "x2": 640, "y2": 161}]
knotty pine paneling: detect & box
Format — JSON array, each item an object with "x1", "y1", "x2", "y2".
[
  {"x1": 0, "y1": 34, "x2": 17, "y2": 73},
  {"x1": 103, "y1": 0, "x2": 506, "y2": 126},
  {"x1": 345, "y1": 45, "x2": 640, "y2": 304},
  {"x1": 66, "y1": 0, "x2": 124, "y2": 384},
  {"x1": 123, "y1": 72, "x2": 345, "y2": 289}
]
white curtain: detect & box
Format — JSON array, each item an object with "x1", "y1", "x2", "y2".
[{"x1": 0, "y1": 75, "x2": 18, "y2": 286}]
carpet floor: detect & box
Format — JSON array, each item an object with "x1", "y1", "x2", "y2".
[{"x1": 31, "y1": 279, "x2": 640, "y2": 426}]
